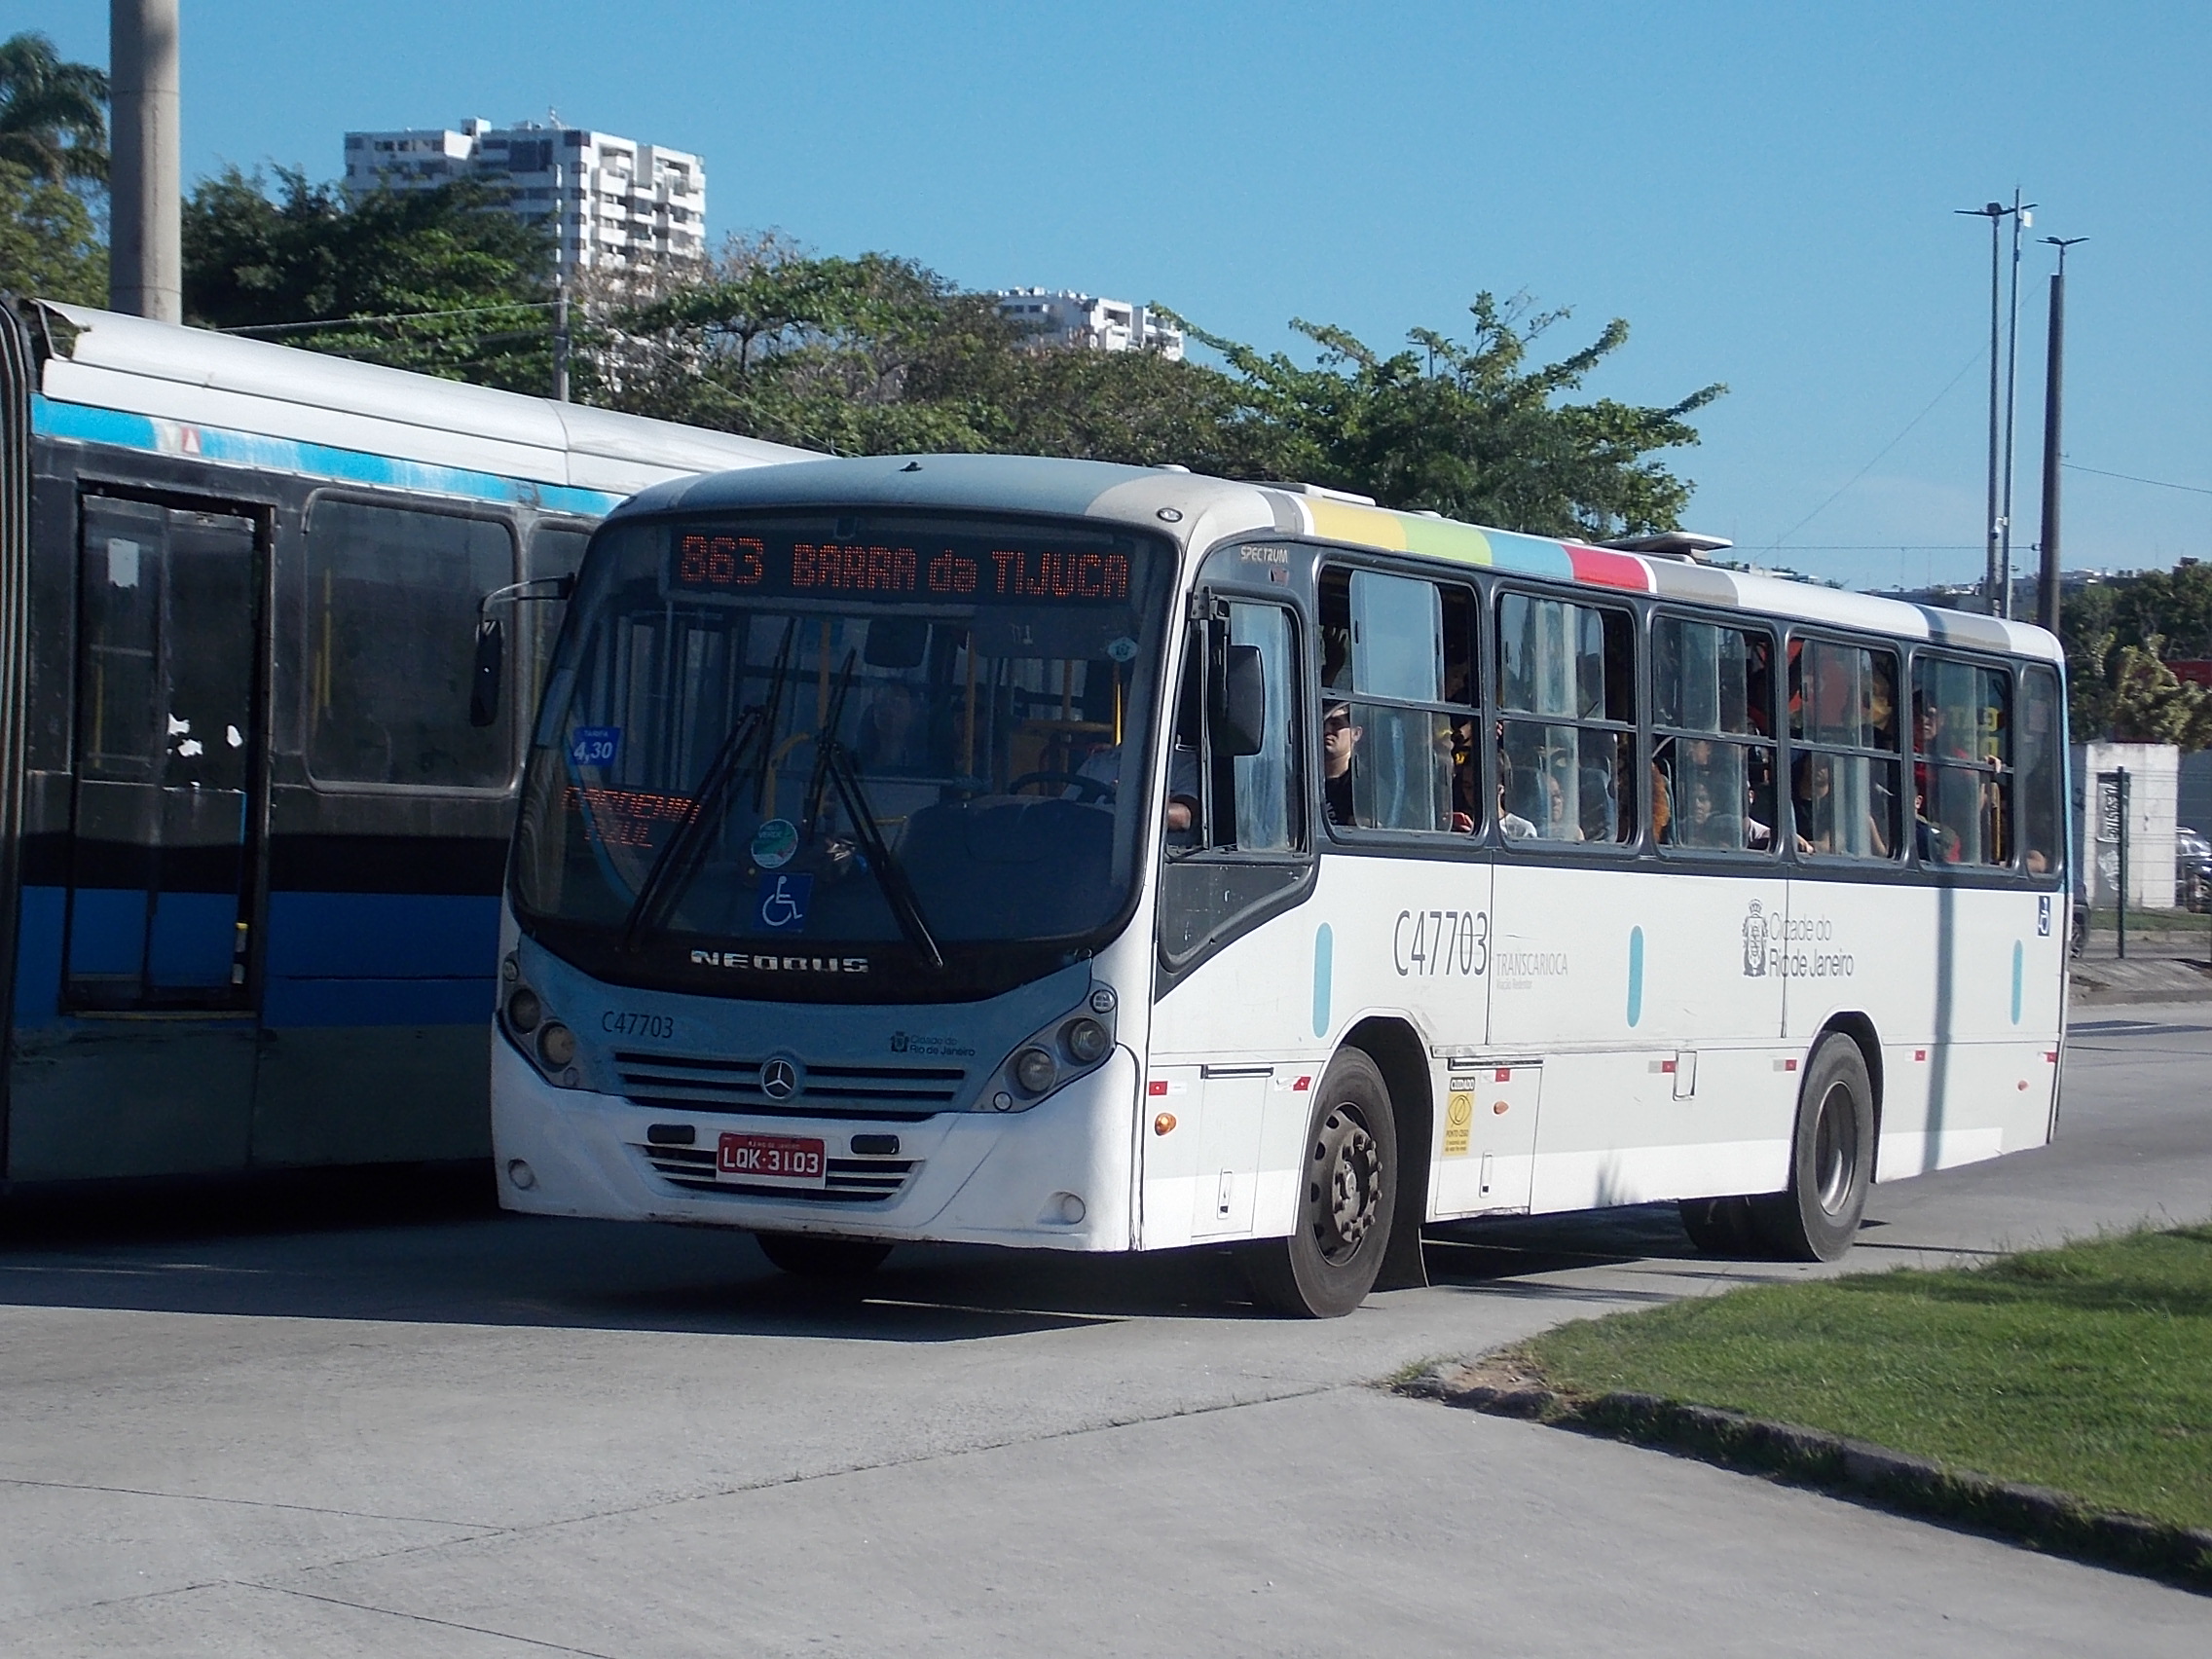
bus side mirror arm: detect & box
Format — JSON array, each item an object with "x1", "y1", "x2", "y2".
[{"x1": 468, "y1": 575, "x2": 577, "y2": 728}]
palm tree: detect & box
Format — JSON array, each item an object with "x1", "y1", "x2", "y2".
[{"x1": 0, "y1": 32, "x2": 109, "y2": 188}]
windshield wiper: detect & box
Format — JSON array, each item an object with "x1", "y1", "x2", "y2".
[
  {"x1": 821, "y1": 739, "x2": 944, "y2": 970},
  {"x1": 801, "y1": 648, "x2": 860, "y2": 842},
  {"x1": 619, "y1": 620, "x2": 795, "y2": 951}
]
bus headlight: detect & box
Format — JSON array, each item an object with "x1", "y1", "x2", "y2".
[
  {"x1": 506, "y1": 986, "x2": 542, "y2": 1034},
  {"x1": 538, "y1": 1022, "x2": 577, "y2": 1070},
  {"x1": 1014, "y1": 1046, "x2": 1058, "y2": 1095},
  {"x1": 1061, "y1": 1016, "x2": 1110, "y2": 1066}
]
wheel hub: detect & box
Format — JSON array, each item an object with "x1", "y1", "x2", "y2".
[
  {"x1": 1811, "y1": 1081, "x2": 1859, "y2": 1214},
  {"x1": 1311, "y1": 1107, "x2": 1381, "y2": 1264}
]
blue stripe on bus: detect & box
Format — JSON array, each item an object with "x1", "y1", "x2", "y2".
[
  {"x1": 31, "y1": 394, "x2": 624, "y2": 517},
  {"x1": 1311, "y1": 923, "x2": 1333, "y2": 1038},
  {"x1": 1626, "y1": 926, "x2": 1644, "y2": 1027},
  {"x1": 260, "y1": 976, "x2": 495, "y2": 1028},
  {"x1": 1481, "y1": 529, "x2": 1577, "y2": 582},
  {"x1": 2010, "y1": 940, "x2": 2023, "y2": 1025},
  {"x1": 263, "y1": 892, "x2": 501, "y2": 980},
  {"x1": 10, "y1": 886, "x2": 498, "y2": 1029}
]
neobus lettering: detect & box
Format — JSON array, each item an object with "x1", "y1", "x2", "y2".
[
  {"x1": 687, "y1": 950, "x2": 870, "y2": 974},
  {"x1": 1393, "y1": 908, "x2": 1489, "y2": 978}
]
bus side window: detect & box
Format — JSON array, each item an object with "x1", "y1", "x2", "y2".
[
  {"x1": 1496, "y1": 591, "x2": 1637, "y2": 846},
  {"x1": 2017, "y1": 664, "x2": 2064, "y2": 878},
  {"x1": 1653, "y1": 617, "x2": 1778, "y2": 855},
  {"x1": 1319, "y1": 568, "x2": 1478, "y2": 835},
  {"x1": 305, "y1": 498, "x2": 517, "y2": 790},
  {"x1": 1912, "y1": 655, "x2": 2010, "y2": 866},
  {"x1": 1167, "y1": 603, "x2": 1302, "y2": 855},
  {"x1": 1787, "y1": 639, "x2": 1900, "y2": 860}
]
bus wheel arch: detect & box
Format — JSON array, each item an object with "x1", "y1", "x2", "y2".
[
  {"x1": 1346, "y1": 1017, "x2": 1431, "y2": 1294},
  {"x1": 1241, "y1": 1032, "x2": 1416, "y2": 1317}
]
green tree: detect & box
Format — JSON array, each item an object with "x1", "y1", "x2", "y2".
[
  {"x1": 182, "y1": 166, "x2": 557, "y2": 392},
  {"x1": 0, "y1": 32, "x2": 107, "y2": 187},
  {"x1": 2107, "y1": 635, "x2": 2212, "y2": 750},
  {"x1": 607, "y1": 246, "x2": 1717, "y2": 532},
  {"x1": 0, "y1": 157, "x2": 106, "y2": 304},
  {"x1": 1175, "y1": 293, "x2": 1724, "y2": 536}
]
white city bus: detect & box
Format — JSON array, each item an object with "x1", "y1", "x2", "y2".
[{"x1": 488, "y1": 456, "x2": 2069, "y2": 1316}]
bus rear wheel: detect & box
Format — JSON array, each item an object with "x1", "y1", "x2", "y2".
[
  {"x1": 1243, "y1": 1049, "x2": 1398, "y2": 1318},
  {"x1": 755, "y1": 1233, "x2": 893, "y2": 1280},
  {"x1": 1751, "y1": 1034, "x2": 1874, "y2": 1262}
]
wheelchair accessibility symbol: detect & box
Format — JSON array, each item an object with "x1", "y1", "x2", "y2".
[{"x1": 756, "y1": 872, "x2": 813, "y2": 932}]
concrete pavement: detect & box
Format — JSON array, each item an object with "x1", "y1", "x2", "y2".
[{"x1": 2, "y1": 1004, "x2": 2208, "y2": 1654}]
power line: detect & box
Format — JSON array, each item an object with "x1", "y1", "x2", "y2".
[
  {"x1": 2062, "y1": 461, "x2": 2212, "y2": 498},
  {"x1": 1765, "y1": 346, "x2": 1985, "y2": 553}
]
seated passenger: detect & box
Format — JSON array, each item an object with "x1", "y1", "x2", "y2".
[{"x1": 1321, "y1": 702, "x2": 1362, "y2": 827}]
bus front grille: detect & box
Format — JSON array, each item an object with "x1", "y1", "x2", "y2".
[
  {"x1": 611, "y1": 1051, "x2": 967, "y2": 1121},
  {"x1": 633, "y1": 1141, "x2": 917, "y2": 1203}
]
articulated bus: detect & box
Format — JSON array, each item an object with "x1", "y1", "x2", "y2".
[
  {"x1": 491, "y1": 456, "x2": 2071, "y2": 1315},
  {"x1": 0, "y1": 299, "x2": 806, "y2": 1187}
]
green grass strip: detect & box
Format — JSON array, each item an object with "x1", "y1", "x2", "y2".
[{"x1": 1524, "y1": 1224, "x2": 2212, "y2": 1533}]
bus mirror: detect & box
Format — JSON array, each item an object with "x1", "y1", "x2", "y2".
[
  {"x1": 469, "y1": 616, "x2": 505, "y2": 728},
  {"x1": 1213, "y1": 644, "x2": 1266, "y2": 757}
]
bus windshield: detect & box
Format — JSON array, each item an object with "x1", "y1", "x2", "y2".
[{"x1": 510, "y1": 510, "x2": 1176, "y2": 1001}]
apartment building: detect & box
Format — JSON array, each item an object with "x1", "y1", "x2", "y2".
[
  {"x1": 992, "y1": 289, "x2": 1185, "y2": 360},
  {"x1": 343, "y1": 118, "x2": 706, "y2": 274}
]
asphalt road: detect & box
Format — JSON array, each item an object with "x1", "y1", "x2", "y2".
[{"x1": 2, "y1": 1004, "x2": 2208, "y2": 1656}]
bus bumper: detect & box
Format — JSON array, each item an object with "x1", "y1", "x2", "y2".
[{"x1": 490, "y1": 1033, "x2": 1138, "y2": 1251}]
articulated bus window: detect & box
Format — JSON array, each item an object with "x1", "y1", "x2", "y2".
[
  {"x1": 2017, "y1": 664, "x2": 2064, "y2": 877},
  {"x1": 306, "y1": 499, "x2": 516, "y2": 789},
  {"x1": 1654, "y1": 616, "x2": 1778, "y2": 854},
  {"x1": 1496, "y1": 592, "x2": 1636, "y2": 846},
  {"x1": 1912, "y1": 656, "x2": 2011, "y2": 866},
  {"x1": 1787, "y1": 640, "x2": 1901, "y2": 861},
  {"x1": 1319, "y1": 568, "x2": 1478, "y2": 835}
]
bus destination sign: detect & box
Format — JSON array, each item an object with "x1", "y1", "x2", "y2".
[{"x1": 669, "y1": 530, "x2": 1133, "y2": 608}]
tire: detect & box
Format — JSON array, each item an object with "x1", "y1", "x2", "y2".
[
  {"x1": 1677, "y1": 1194, "x2": 1760, "y2": 1255},
  {"x1": 1242, "y1": 1049, "x2": 1398, "y2": 1318},
  {"x1": 755, "y1": 1233, "x2": 893, "y2": 1280},
  {"x1": 1751, "y1": 1034, "x2": 1874, "y2": 1262}
]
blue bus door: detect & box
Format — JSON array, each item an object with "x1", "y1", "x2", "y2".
[{"x1": 52, "y1": 496, "x2": 263, "y2": 1170}]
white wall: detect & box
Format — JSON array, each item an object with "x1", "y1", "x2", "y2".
[{"x1": 2073, "y1": 742, "x2": 2180, "y2": 908}]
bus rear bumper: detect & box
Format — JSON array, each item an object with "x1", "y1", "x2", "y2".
[{"x1": 490, "y1": 1035, "x2": 1137, "y2": 1251}]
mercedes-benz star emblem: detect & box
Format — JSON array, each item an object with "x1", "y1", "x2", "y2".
[{"x1": 760, "y1": 1057, "x2": 800, "y2": 1101}]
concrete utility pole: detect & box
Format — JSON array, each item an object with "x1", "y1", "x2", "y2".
[
  {"x1": 2037, "y1": 237, "x2": 2087, "y2": 635},
  {"x1": 109, "y1": 0, "x2": 182, "y2": 322}
]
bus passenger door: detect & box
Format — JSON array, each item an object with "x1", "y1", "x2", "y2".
[{"x1": 40, "y1": 497, "x2": 264, "y2": 1175}]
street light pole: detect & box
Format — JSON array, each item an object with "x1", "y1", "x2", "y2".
[
  {"x1": 1958, "y1": 202, "x2": 2011, "y2": 614},
  {"x1": 1999, "y1": 189, "x2": 2037, "y2": 619},
  {"x1": 2037, "y1": 237, "x2": 2087, "y2": 635}
]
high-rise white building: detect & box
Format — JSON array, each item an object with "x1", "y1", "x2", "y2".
[
  {"x1": 342, "y1": 118, "x2": 706, "y2": 274},
  {"x1": 992, "y1": 289, "x2": 1184, "y2": 361}
]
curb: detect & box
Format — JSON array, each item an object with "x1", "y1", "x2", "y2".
[{"x1": 1398, "y1": 1366, "x2": 2212, "y2": 1594}]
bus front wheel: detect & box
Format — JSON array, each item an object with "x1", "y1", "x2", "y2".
[
  {"x1": 1752, "y1": 1034, "x2": 1874, "y2": 1262},
  {"x1": 755, "y1": 1233, "x2": 893, "y2": 1280},
  {"x1": 1242, "y1": 1049, "x2": 1398, "y2": 1318}
]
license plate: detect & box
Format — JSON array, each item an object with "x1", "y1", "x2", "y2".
[{"x1": 717, "y1": 1131, "x2": 827, "y2": 1188}]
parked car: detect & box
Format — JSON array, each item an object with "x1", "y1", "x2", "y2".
[{"x1": 2180, "y1": 827, "x2": 2212, "y2": 912}]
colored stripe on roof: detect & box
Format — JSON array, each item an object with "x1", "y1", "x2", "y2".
[
  {"x1": 32, "y1": 393, "x2": 625, "y2": 517},
  {"x1": 1290, "y1": 493, "x2": 1663, "y2": 593}
]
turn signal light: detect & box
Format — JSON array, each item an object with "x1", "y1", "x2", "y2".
[{"x1": 1153, "y1": 1112, "x2": 1177, "y2": 1135}]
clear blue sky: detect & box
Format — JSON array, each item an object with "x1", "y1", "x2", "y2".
[{"x1": 35, "y1": 1, "x2": 2212, "y2": 591}]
